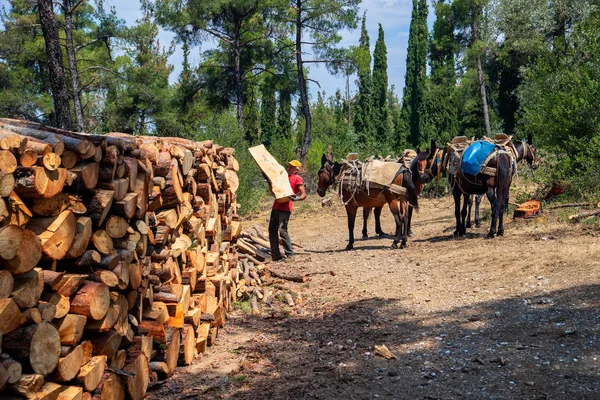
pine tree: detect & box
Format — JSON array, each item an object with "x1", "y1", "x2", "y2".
[
  {"x1": 353, "y1": 12, "x2": 373, "y2": 147},
  {"x1": 372, "y1": 23, "x2": 389, "y2": 145},
  {"x1": 399, "y1": 0, "x2": 429, "y2": 148}
]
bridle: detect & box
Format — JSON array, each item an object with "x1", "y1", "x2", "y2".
[
  {"x1": 318, "y1": 161, "x2": 336, "y2": 189},
  {"x1": 424, "y1": 148, "x2": 440, "y2": 180}
]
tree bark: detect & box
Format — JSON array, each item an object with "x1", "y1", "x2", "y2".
[
  {"x1": 471, "y1": 9, "x2": 491, "y2": 137},
  {"x1": 296, "y1": 0, "x2": 312, "y2": 163},
  {"x1": 38, "y1": 0, "x2": 72, "y2": 130},
  {"x1": 63, "y1": 0, "x2": 84, "y2": 131}
]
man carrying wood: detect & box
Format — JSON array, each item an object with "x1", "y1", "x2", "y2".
[{"x1": 269, "y1": 160, "x2": 306, "y2": 261}]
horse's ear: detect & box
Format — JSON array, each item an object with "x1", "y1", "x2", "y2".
[
  {"x1": 417, "y1": 147, "x2": 421, "y2": 154},
  {"x1": 321, "y1": 154, "x2": 328, "y2": 166},
  {"x1": 328, "y1": 153, "x2": 334, "y2": 162},
  {"x1": 527, "y1": 134, "x2": 533, "y2": 145},
  {"x1": 430, "y1": 139, "x2": 438, "y2": 151}
]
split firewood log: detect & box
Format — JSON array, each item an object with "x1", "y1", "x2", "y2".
[
  {"x1": 1, "y1": 354, "x2": 22, "y2": 385},
  {"x1": 11, "y1": 268, "x2": 44, "y2": 309},
  {"x1": 0, "y1": 269, "x2": 15, "y2": 299},
  {"x1": 14, "y1": 166, "x2": 67, "y2": 198},
  {"x1": 7, "y1": 374, "x2": 44, "y2": 398},
  {"x1": 69, "y1": 281, "x2": 110, "y2": 321},
  {"x1": 0, "y1": 171, "x2": 15, "y2": 197},
  {"x1": 124, "y1": 354, "x2": 148, "y2": 400},
  {"x1": 53, "y1": 314, "x2": 87, "y2": 346},
  {"x1": 3, "y1": 321, "x2": 61, "y2": 375},
  {"x1": 64, "y1": 217, "x2": 93, "y2": 259},
  {"x1": 77, "y1": 355, "x2": 107, "y2": 392},
  {"x1": 49, "y1": 341, "x2": 85, "y2": 382},
  {"x1": 0, "y1": 298, "x2": 24, "y2": 335},
  {"x1": 0, "y1": 225, "x2": 42, "y2": 275},
  {"x1": 27, "y1": 210, "x2": 77, "y2": 260}
]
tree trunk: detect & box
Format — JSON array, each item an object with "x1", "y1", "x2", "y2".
[
  {"x1": 471, "y1": 11, "x2": 491, "y2": 137},
  {"x1": 296, "y1": 0, "x2": 312, "y2": 163},
  {"x1": 63, "y1": 0, "x2": 85, "y2": 132},
  {"x1": 233, "y1": 41, "x2": 244, "y2": 131},
  {"x1": 37, "y1": 0, "x2": 72, "y2": 130}
]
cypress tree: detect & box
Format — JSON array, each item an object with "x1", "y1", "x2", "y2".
[
  {"x1": 276, "y1": 90, "x2": 292, "y2": 139},
  {"x1": 260, "y1": 75, "x2": 277, "y2": 145},
  {"x1": 420, "y1": 0, "x2": 458, "y2": 144},
  {"x1": 353, "y1": 12, "x2": 374, "y2": 146},
  {"x1": 399, "y1": 0, "x2": 429, "y2": 148},
  {"x1": 372, "y1": 23, "x2": 389, "y2": 144}
]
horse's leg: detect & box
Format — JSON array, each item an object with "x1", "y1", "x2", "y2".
[
  {"x1": 345, "y1": 205, "x2": 357, "y2": 250},
  {"x1": 362, "y1": 207, "x2": 371, "y2": 239},
  {"x1": 388, "y1": 199, "x2": 401, "y2": 248},
  {"x1": 374, "y1": 206, "x2": 385, "y2": 237},
  {"x1": 460, "y1": 194, "x2": 469, "y2": 236},
  {"x1": 453, "y1": 187, "x2": 464, "y2": 237},
  {"x1": 474, "y1": 193, "x2": 483, "y2": 228},
  {"x1": 486, "y1": 187, "x2": 497, "y2": 238},
  {"x1": 465, "y1": 195, "x2": 472, "y2": 228},
  {"x1": 400, "y1": 201, "x2": 409, "y2": 249},
  {"x1": 407, "y1": 206, "x2": 414, "y2": 237}
]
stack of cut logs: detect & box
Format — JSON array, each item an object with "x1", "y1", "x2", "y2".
[
  {"x1": 0, "y1": 118, "x2": 243, "y2": 400},
  {"x1": 234, "y1": 226, "x2": 307, "y2": 315}
]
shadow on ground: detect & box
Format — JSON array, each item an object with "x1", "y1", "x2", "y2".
[{"x1": 149, "y1": 284, "x2": 599, "y2": 400}]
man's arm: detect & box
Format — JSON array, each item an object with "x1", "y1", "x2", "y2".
[{"x1": 295, "y1": 184, "x2": 307, "y2": 201}]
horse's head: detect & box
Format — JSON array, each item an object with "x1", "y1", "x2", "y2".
[
  {"x1": 411, "y1": 146, "x2": 434, "y2": 185},
  {"x1": 317, "y1": 153, "x2": 336, "y2": 197},
  {"x1": 522, "y1": 134, "x2": 540, "y2": 169}
]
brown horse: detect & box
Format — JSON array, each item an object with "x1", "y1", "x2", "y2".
[
  {"x1": 406, "y1": 145, "x2": 437, "y2": 236},
  {"x1": 317, "y1": 154, "x2": 419, "y2": 250}
]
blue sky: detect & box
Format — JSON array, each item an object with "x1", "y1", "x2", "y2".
[{"x1": 1, "y1": 0, "x2": 432, "y2": 101}]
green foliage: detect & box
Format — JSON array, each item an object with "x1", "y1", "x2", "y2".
[
  {"x1": 516, "y1": 6, "x2": 600, "y2": 195},
  {"x1": 353, "y1": 13, "x2": 374, "y2": 146},
  {"x1": 400, "y1": 0, "x2": 429, "y2": 149},
  {"x1": 372, "y1": 24, "x2": 389, "y2": 146},
  {"x1": 192, "y1": 111, "x2": 269, "y2": 215}
]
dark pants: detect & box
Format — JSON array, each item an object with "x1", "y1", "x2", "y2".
[{"x1": 269, "y1": 209, "x2": 294, "y2": 259}]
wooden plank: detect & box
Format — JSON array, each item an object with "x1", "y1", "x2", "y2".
[{"x1": 248, "y1": 144, "x2": 294, "y2": 200}]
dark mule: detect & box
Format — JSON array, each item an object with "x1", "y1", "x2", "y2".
[
  {"x1": 468, "y1": 135, "x2": 539, "y2": 228},
  {"x1": 449, "y1": 144, "x2": 513, "y2": 238},
  {"x1": 317, "y1": 154, "x2": 419, "y2": 250}
]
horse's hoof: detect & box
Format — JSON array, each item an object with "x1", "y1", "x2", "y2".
[
  {"x1": 486, "y1": 232, "x2": 495, "y2": 239},
  {"x1": 362, "y1": 234, "x2": 368, "y2": 240},
  {"x1": 475, "y1": 223, "x2": 481, "y2": 228},
  {"x1": 378, "y1": 232, "x2": 386, "y2": 238},
  {"x1": 497, "y1": 231, "x2": 504, "y2": 237},
  {"x1": 391, "y1": 242, "x2": 398, "y2": 249},
  {"x1": 400, "y1": 243, "x2": 407, "y2": 249},
  {"x1": 345, "y1": 244, "x2": 354, "y2": 251},
  {"x1": 466, "y1": 223, "x2": 472, "y2": 229}
]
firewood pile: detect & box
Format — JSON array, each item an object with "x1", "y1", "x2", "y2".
[
  {"x1": 233, "y1": 226, "x2": 307, "y2": 315},
  {"x1": 0, "y1": 118, "x2": 243, "y2": 399}
]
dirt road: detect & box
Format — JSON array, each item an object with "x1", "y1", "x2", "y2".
[{"x1": 149, "y1": 194, "x2": 600, "y2": 400}]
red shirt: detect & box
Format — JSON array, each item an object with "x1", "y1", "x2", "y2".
[{"x1": 273, "y1": 174, "x2": 304, "y2": 212}]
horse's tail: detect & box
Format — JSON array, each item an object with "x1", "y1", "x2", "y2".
[
  {"x1": 496, "y1": 152, "x2": 512, "y2": 213},
  {"x1": 404, "y1": 171, "x2": 419, "y2": 211}
]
